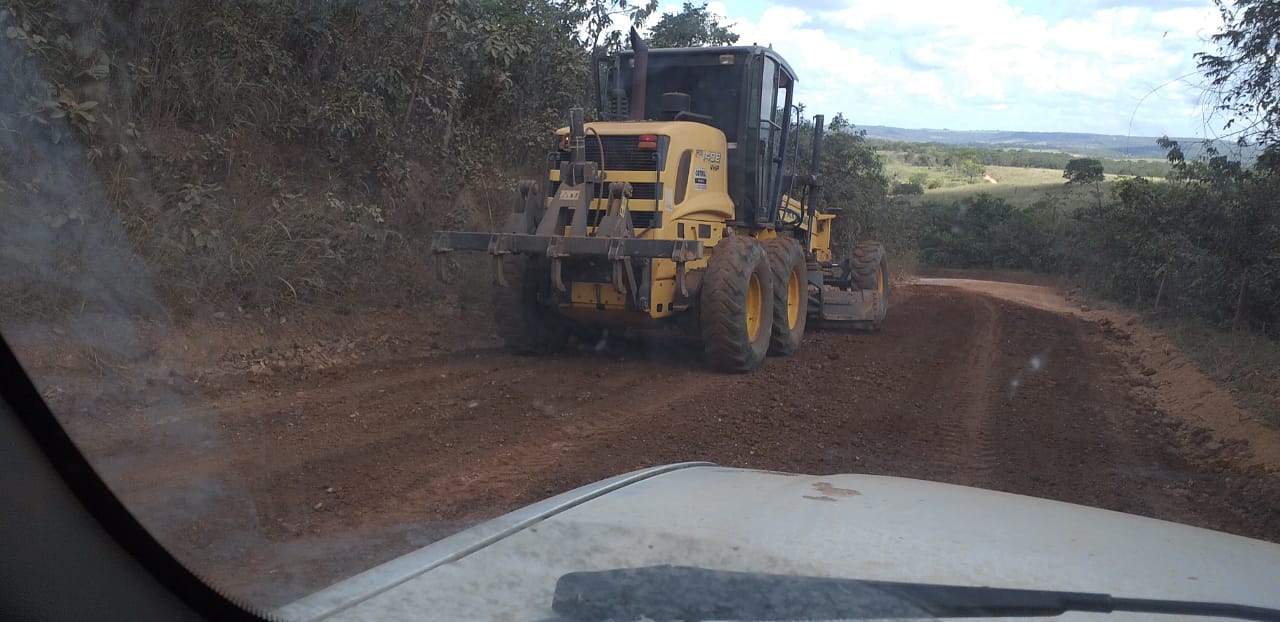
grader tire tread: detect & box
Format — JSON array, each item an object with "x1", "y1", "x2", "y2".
[
  {"x1": 763, "y1": 237, "x2": 808, "y2": 356},
  {"x1": 701, "y1": 235, "x2": 773, "y2": 372},
  {"x1": 492, "y1": 255, "x2": 570, "y2": 355},
  {"x1": 846, "y1": 240, "x2": 890, "y2": 329},
  {"x1": 848, "y1": 240, "x2": 888, "y2": 292}
]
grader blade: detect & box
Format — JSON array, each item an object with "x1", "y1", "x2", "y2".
[{"x1": 819, "y1": 288, "x2": 884, "y2": 322}]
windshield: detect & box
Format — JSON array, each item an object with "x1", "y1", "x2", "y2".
[
  {"x1": 2, "y1": 0, "x2": 1279, "y2": 619},
  {"x1": 602, "y1": 52, "x2": 746, "y2": 139}
]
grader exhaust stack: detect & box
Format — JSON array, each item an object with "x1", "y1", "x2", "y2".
[
  {"x1": 808, "y1": 114, "x2": 824, "y2": 226},
  {"x1": 628, "y1": 28, "x2": 648, "y2": 122},
  {"x1": 432, "y1": 35, "x2": 889, "y2": 372}
]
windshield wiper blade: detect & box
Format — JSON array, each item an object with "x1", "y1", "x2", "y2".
[{"x1": 551, "y1": 565, "x2": 1280, "y2": 621}]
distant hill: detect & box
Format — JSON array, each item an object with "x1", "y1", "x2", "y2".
[{"x1": 857, "y1": 125, "x2": 1255, "y2": 160}]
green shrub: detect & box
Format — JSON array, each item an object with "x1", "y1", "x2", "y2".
[{"x1": 918, "y1": 194, "x2": 1056, "y2": 271}]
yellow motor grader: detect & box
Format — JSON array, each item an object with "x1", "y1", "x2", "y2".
[{"x1": 433, "y1": 31, "x2": 888, "y2": 372}]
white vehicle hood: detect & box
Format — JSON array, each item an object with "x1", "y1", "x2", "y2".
[{"x1": 278, "y1": 464, "x2": 1280, "y2": 621}]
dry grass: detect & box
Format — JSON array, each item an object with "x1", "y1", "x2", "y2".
[
  {"x1": 884, "y1": 160, "x2": 1144, "y2": 210},
  {"x1": 1157, "y1": 319, "x2": 1280, "y2": 428},
  {"x1": 916, "y1": 166, "x2": 1120, "y2": 210}
]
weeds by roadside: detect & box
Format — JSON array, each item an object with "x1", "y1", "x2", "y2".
[{"x1": 1155, "y1": 319, "x2": 1280, "y2": 428}]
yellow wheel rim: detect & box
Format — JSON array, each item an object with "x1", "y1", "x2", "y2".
[
  {"x1": 746, "y1": 272, "x2": 763, "y2": 340},
  {"x1": 787, "y1": 266, "x2": 801, "y2": 328}
]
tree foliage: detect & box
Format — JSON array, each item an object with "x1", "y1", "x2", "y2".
[
  {"x1": 1198, "y1": 0, "x2": 1280, "y2": 159},
  {"x1": 1063, "y1": 158, "x2": 1104, "y2": 185},
  {"x1": 891, "y1": 179, "x2": 924, "y2": 196},
  {"x1": 647, "y1": 2, "x2": 739, "y2": 48},
  {"x1": 870, "y1": 139, "x2": 1171, "y2": 178},
  {"x1": 564, "y1": 0, "x2": 658, "y2": 52},
  {"x1": 1063, "y1": 157, "x2": 1104, "y2": 208},
  {"x1": 0, "y1": 0, "x2": 661, "y2": 312},
  {"x1": 918, "y1": 194, "x2": 1055, "y2": 271},
  {"x1": 788, "y1": 116, "x2": 902, "y2": 255},
  {"x1": 1068, "y1": 155, "x2": 1280, "y2": 331}
]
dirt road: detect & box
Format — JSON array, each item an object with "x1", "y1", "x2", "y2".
[{"x1": 33, "y1": 281, "x2": 1280, "y2": 609}]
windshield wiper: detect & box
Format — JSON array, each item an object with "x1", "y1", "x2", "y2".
[{"x1": 551, "y1": 565, "x2": 1280, "y2": 621}]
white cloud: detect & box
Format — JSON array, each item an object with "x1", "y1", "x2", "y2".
[
  {"x1": 707, "y1": 0, "x2": 1225, "y2": 136},
  {"x1": 728, "y1": 6, "x2": 951, "y2": 115}
]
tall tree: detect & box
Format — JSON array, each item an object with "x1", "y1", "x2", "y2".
[
  {"x1": 647, "y1": 2, "x2": 739, "y2": 48},
  {"x1": 787, "y1": 113, "x2": 896, "y2": 252},
  {"x1": 1198, "y1": 0, "x2": 1280, "y2": 164},
  {"x1": 563, "y1": 0, "x2": 659, "y2": 53},
  {"x1": 1064, "y1": 157, "x2": 1105, "y2": 208}
]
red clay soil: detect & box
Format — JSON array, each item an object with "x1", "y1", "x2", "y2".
[{"x1": 26, "y1": 285, "x2": 1280, "y2": 609}]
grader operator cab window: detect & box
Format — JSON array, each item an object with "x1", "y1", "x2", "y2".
[
  {"x1": 599, "y1": 52, "x2": 742, "y2": 138},
  {"x1": 596, "y1": 47, "x2": 795, "y2": 225},
  {"x1": 751, "y1": 56, "x2": 794, "y2": 225}
]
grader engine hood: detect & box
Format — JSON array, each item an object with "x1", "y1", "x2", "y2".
[{"x1": 278, "y1": 465, "x2": 1280, "y2": 621}]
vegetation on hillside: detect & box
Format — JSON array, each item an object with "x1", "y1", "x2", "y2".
[
  {"x1": 861, "y1": 125, "x2": 1257, "y2": 160},
  {"x1": 0, "y1": 0, "x2": 650, "y2": 315},
  {"x1": 917, "y1": 194, "x2": 1054, "y2": 272},
  {"x1": 1, "y1": 0, "x2": 1275, "y2": 341},
  {"x1": 871, "y1": 139, "x2": 1171, "y2": 179},
  {"x1": 0, "y1": 0, "x2": 902, "y2": 320},
  {"x1": 1078, "y1": 166, "x2": 1277, "y2": 327},
  {"x1": 791, "y1": 115, "x2": 904, "y2": 258}
]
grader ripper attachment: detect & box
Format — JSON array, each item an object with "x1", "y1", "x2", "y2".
[{"x1": 433, "y1": 29, "x2": 889, "y2": 372}]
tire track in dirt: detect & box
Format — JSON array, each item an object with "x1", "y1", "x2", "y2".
[
  {"x1": 56, "y1": 285, "x2": 1280, "y2": 608},
  {"x1": 969, "y1": 306, "x2": 1170, "y2": 517},
  {"x1": 97, "y1": 352, "x2": 545, "y2": 515},
  {"x1": 202, "y1": 341, "x2": 722, "y2": 537},
  {"x1": 947, "y1": 295, "x2": 1000, "y2": 487},
  {"x1": 812, "y1": 288, "x2": 1007, "y2": 487},
  {"x1": 398, "y1": 368, "x2": 715, "y2": 518}
]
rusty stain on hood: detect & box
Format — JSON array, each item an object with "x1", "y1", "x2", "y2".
[{"x1": 812, "y1": 482, "x2": 860, "y2": 497}]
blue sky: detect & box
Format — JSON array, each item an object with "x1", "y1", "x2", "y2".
[{"x1": 641, "y1": 0, "x2": 1227, "y2": 137}]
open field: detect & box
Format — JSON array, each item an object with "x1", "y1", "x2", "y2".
[
  {"x1": 918, "y1": 169, "x2": 1105, "y2": 209},
  {"x1": 884, "y1": 159, "x2": 1136, "y2": 209}
]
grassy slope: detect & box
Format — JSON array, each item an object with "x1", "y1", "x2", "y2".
[
  {"x1": 919, "y1": 166, "x2": 1107, "y2": 210},
  {"x1": 1158, "y1": 320, "x2": 1280, "y2": 427},
  {"x1": 882, "y1": 153, "x2": 1126, "y2": 210}
]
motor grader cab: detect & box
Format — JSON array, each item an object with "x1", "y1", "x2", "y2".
[{"x1": 433, "y1": 30, "x2": 889, "y2": 372}]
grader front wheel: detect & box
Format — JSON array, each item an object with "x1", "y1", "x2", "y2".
[
  {"x1": 700, "y1": 235, "x2": 774, "y2": 372},
  {"x1": 492, "y1": 255, "x2": 570, "y2": 355},
  {"x1": 846, "y1": 240, "x2": 890, "y2": 328},
  {"x1": 763, "y1": 237, "x2": 808, "y2": 356}
]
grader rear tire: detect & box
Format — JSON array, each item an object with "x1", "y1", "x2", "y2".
[
  {"x1": 492, "y1": 255, "x2": 570, "y2": 355},
  {"x1": 700, "y1": 234, "x2": 774, "y2": 372},
  {"x1": 763, "y1": 237, "x2": 808, "y2": 356}
]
